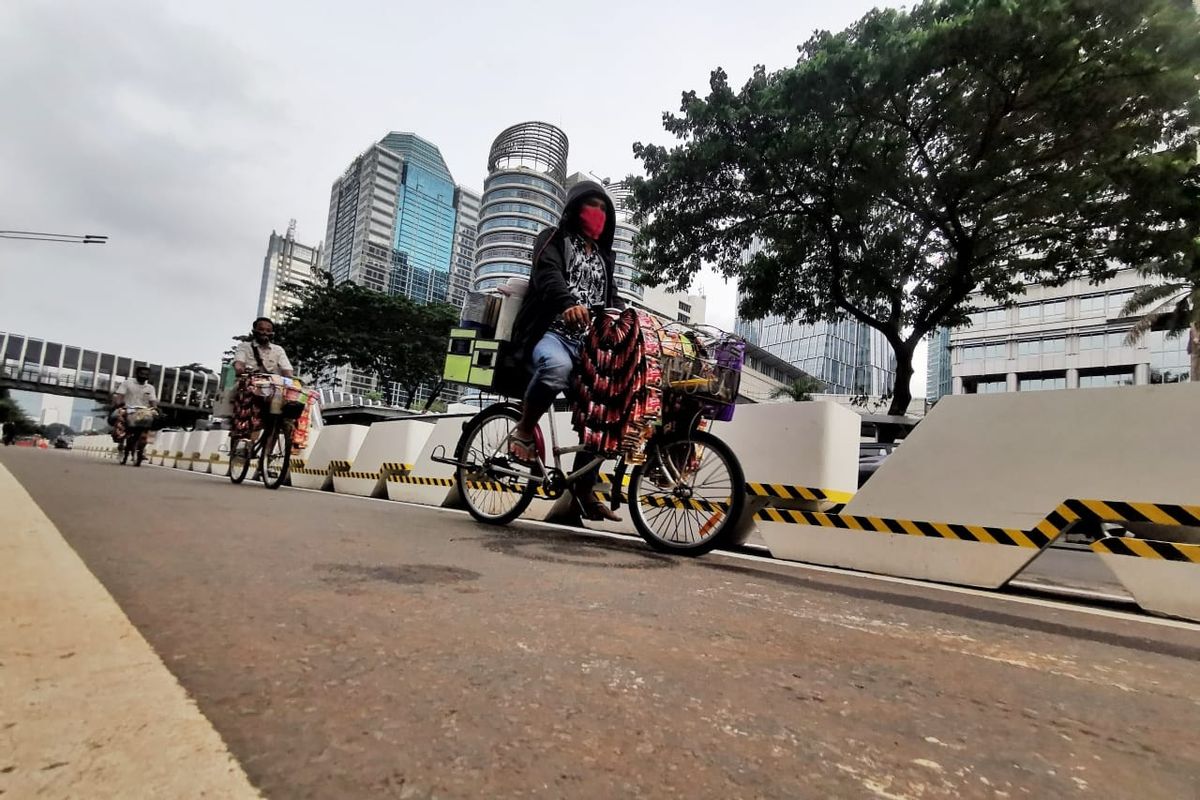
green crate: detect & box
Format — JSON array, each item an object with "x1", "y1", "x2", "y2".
[{"x1": 443, "y1": 328, "x2": 503, "y2": 389}]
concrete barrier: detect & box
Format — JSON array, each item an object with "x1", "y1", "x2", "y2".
[
  {"x1": 154, "y1": 432, "x2": 180, "y2": 466},
  {"x1": 180, "y1": 430, "x2": 206, "y2": 471},
  {"x1": 290, "y1": 424, "x2": 368, "y2": 491},
  {"x1": 386, "y1": 417, "x2": 468, "y2": 507},
  {"x1": 331, "y1": 418, "x2": 435, "y2": 498},
  {"x1": 719, "y1": 402, "x2": 858, "y2": 543},
  {"x1": 1092, "y1": 534, "x2": 1200, "y2": 622},
  {"x1": 197, "y1": 430, "x2": 230, "y2": 475},
  {"x1": 758, "y1": 384, "x2": 1200, "y2": 588}
]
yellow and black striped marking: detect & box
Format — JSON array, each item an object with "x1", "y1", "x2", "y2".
[
  {"x1": 1091, "y1": 536, "x2": 1200, "y2": 563},
  {"x1": 381, "y1": 462, "x2": 412, "y2": 474},
  {"x1": 746, "y1": 483, "x2": 855, "y2": 504},
  {"x1": 754, "y1": 508, "x2": 1046, "y2": 549},
  {"x1": 386, "y1": 475, "x2": 455, "y2": 487},
  {"x1": 594, "y1": 488, "x2": 727, "y2": 514},
  {"x1": 1062, "y1": 499, "x2": 1200, "y2": 529},
  {"x1": 328, "y1": 460, "x2": 352, "y2": 474},
  {"x1": 292, "y1": 458, "x2": 306, "y2": 469},
  {"x1": 291, "y1": 467, "x2": 329, "y2": 476},
  {"x1": 338, "y1": 471, "x2": 381, "y2": 480}
]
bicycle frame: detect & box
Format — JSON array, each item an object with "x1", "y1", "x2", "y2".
[{"x1": 466, "y1": 404, "x2": 605, "y2": 491}]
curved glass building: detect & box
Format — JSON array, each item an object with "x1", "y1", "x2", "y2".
[{"x1": 472, "y1": 122, "x2": 569, "y2": 292}]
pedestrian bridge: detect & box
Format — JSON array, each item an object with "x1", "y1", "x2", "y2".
[{"x1": 1, "y1": 331, "x2": 219, "y2": 413}]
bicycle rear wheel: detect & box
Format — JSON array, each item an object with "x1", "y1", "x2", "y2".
[
  {"x1": 228, "y1": 437, "x2": 252, "y2": 484},
  {"x1": 628, "y1": 429, "x2": 745, "y2": 556},
  {"x1": 455, "y1": 406, "x2": 540, "y2": 525},
  {"x1": 260, "y1": 420, "x2": 291, "y2": 490}
]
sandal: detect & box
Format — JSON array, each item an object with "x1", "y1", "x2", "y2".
[
  {"x1": 575, "y1": 496, "x2": 623, "y2": 523},
  {"x1": 507, "y1": 430, "x2": 538, "y2": 463}
]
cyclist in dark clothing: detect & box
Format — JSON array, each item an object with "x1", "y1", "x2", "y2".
[{"x1": 508, "y1": 180, "x2": 624, "y2": 521}]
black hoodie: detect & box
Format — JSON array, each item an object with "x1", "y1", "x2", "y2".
[{"x1": 510, "y1": 179, "x2": 624, "y2": 362}]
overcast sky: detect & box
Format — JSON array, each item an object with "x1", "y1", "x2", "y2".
[{"x1": 0, "y1": 0, "x2": 924, "y2": 393}]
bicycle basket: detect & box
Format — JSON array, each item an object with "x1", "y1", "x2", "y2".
[
  {"x1": 127, "y1": 407, "x2": 158, "y2": 428},
  {"x1": 649, "y1": 324, "x2": 745, "y2": 418}
]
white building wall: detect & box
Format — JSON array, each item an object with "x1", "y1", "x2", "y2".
[{"x1": 948, "y1": 269, "x2": 1191, "y2": 394}]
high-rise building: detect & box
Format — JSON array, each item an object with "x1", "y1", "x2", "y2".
[
  {"x1": 733, "y1": 241, "x2": 896, "y2": 396},
  {"x1": 257, "y1": 221, "x2": 324, "y2": 321},
  {"x1": 736, "y1": 315, "x2": 896, "y2": 396},
  {"x1": 448, "y1": 187, "x2": 481, "y2": 310},
  {"x1": 473, "y1": 122, "x2": 569, "y2": 293},
  {"x1": 942, "y1": 269, "x2": 1191, "y2": 395},
  {"x1": 925, "y1": 327, "x2": 952, "y2": 403},
  {"x1": 322, "y1": 132, "x2": 458, "y2": 304}
]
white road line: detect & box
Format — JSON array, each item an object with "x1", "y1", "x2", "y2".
[
  {"x1": 126, "y1": 457, "x2": 1200, "y2": 633},
  {"x1": 0, "y1": 462, "x2": 261, "y2": 798}
]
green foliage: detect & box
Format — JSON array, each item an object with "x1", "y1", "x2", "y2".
[
  {"x1": 630, "y1": 0, "x2": 1200, "y2": 414},
  {"x1": 1122, "y1": 162, "x2": 1200, "y2": 346},
  {"x1": 257, "y1": 272, "x2": 458, "y2": 407},
  {"x1": 0, "y1": 395, "x2": 37, "y2": 436},
  {"x1": 769, "y1": 375, "x2": 826, "y2": 402}
]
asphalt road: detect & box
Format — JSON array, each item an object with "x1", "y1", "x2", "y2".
[{"x1": 4, "y1": 447, "x2": 1199, "y2": 799}]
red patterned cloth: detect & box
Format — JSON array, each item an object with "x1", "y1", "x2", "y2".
[{"x1": 572, "y1": 309, "x2": 663, "y2": 458}]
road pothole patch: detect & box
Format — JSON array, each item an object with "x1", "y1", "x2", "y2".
[{"x1": 315, "y1": 563, "x2": 481, "y2": 589}]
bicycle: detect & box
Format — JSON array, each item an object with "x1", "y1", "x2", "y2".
[
  {"x1": 228, "y1": 374, "x2": 307, "y2": 490},
  {"x1": 119, "y1": 406, "x2": 158, "y2": 467},
  {"x1": 438, "y1": 311, "x2": 747, "y2": 556}
]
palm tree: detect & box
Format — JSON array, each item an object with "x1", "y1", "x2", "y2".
[
  {"x1": 769, "y1": 375, "x2": 826, "y2": 402},
  {"x1": 1121, "y1": 276, "x2": 1199, "y2": 345}
]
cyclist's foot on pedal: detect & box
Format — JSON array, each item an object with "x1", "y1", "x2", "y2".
[
  {"x1": 507, "y1": 430, "x2": 537, "y2": 463},
  {"x1": 577, "y1": 498, "x2": 622, "y2": 523}
]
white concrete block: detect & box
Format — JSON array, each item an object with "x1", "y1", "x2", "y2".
[
  {"x1": 181, "y1": 431, "x2": 206, "y2": 471},
  {"x1": 1094, "y1": 549, "x2": 1200, "y2": 622},
  {"x1": 291, "y1": 424, "x2": 368, "y2": 491},
  {"x1": 387, "y1": 417, "x2": 467, "y2": 507},
  {"x1": 332, "y1": 418, "x2": 436, "y2": 498},
  {"x1": 716, "y1": 401, "x2": 859, "y2": 499},
  {"x1": 198, "y1": 431, "x2": 230, "y2": 475},
  {"x1": 761, "y1": 384, "x2": 1200, "y2": 588},
  {"x1": 854, "y1": 384, "x2": 1200, "y2": 530},
  {"x1": 758, "y1": 525, "x2": 1041, "y2": 588}
]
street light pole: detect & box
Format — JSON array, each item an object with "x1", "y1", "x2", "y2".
[{"x1": 0, "y1": 230, "x2": 108, "y2": 245}]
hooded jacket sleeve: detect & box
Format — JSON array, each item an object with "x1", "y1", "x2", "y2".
[{"x1": 531, "y1": 228, "x2": 578, "y2": 314}]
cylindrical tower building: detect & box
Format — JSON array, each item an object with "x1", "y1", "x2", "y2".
[
  {"x1": 472, "y1": 122, "x2": 569, "y2": 292},
  {"x1": 603, "y1": 180, "x2": 644, "y2": 302}
]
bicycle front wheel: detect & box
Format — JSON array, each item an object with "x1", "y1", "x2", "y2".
[
  {"x1": 228, "y1": 437, "x2": 252, "y2": 484},
  {"x1": 260, "y1": 421, "x2": 291, "y2": 490},
  {"x1": 455, "y1": 406, "x2": 540, "y2": 525},
  {"x1": 628, "y1": 429, "x2": 746, "y2": 556}
]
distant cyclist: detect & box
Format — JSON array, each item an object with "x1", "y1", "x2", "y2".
[
  {"x1": 229, "y1": 317, "x2": 294, "y2": 449},
  {"x1": 110, "y1": 365, "x2": 159, "y2": 454}
]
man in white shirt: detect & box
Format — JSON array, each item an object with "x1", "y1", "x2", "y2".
[
  {"x1": 112, "y1": 365, "x2": 159, "y2": 409},
  {"x1": 233, "y1": 317, "x2": 293, "y2": 377},
  {"x1": 110, "y1": 365, "x2": 159, "y2": 459},
  {"x1": 230, "y1": 317, "x2": 296, "y2": 449}
]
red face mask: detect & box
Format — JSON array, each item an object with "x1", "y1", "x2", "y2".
[{"x1": 578, "y1": 205, "x2": 606, "y2": 240}]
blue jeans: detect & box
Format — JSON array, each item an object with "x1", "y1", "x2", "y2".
[
  {"x1": 524, "y1": 331, "x2": 602, "y2": 501},
  {"x1": 525, "y1": 331, "x2": 580, "y2": 408}
]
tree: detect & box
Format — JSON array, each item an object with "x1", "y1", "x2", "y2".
[
  {"x1": 258, "y1": 273, "x2": 457, "y2": 408},
  {"x1": 350, "y1": 295, "x2": 458, "y2": 410},
  {"x1": 769, "y1": 375, "x2": 826, "y2": 402},
  {"x1": 269, "y1": 272, "x2": 379, "y2": 385},
  {"x1": 0, "y1": 391, "x2": 37, "y2": 437},
  {"x1": 630, "y1": 0, "x2": 1200, "y2": 424},
  {"x1": 1121, "y1": 161, "x2": 1200, "y2": 371}
]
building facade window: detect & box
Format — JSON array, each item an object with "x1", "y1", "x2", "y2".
[{"x1": 1018, "y1": 373, "x2": 1066, "y2": 391}]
